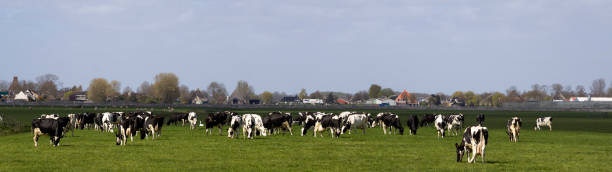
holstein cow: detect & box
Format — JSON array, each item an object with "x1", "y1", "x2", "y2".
[
  {"x1": 228, "y1": 114, "x2": 241, "y2": 138},
  {"x1": 300, "y1": 112, "x2": 318, "y2": 136},
  {"x1": 66, "y1": 114, "x2": 78, "y2": 136},
  {"x1": 313, "y1": 113, "x2": 342, "y2": 138},
  {"x1": 476, "y1": 113, "x2": 485, "y2": 125},
  {"x1": 445, "y1": 113, "x2": 464, "y2": 136},
  {"x1": 187, "y1": 112, "x2": 198, "y2": 130},
  {"x1": 420, "y1": 114, "x2": 436, "y2": 127},
  {"x1": 341, "y1": 113, "x2": 368, "y2": 135},
  {"x1": 241, "y1": 114, "x2": 267, "y2": 139},
  {"x1": 381, "y1": 114, "x2": 404, "y2": 135},
  {"x1": 405, "y1": 115, "x2": 419, "y2": 135},
  {"x1": 167, "y1": 113, "x2": 189, "y2": 126},
  {"x1": 32, "y1": 117, "x2": 69, "y2": 147},
  {"x1": 205, "y1": 111, "x2": 230, "y2": 135},
  {"x1": 455, "y1": 125, "x2": 489, "y2": 163},
  {"x1": 143, "y1": 115, "x2": 164, "y2": 140},
  {"x1": 434, "y1": 114, "x2": 447, "y2": 138},
  {"x1": 293, "y1": 112, "x2": 309, "y2": 126},
  {"x1": 116, "y1": 116, "x2": 134, "y2": 146},
  {"x1": 535, "y1": 117, "x2": 553, "y2": 131},
  {"x1": 506, "y1": 117, "x2": 521, "y2": 142},
  {"x1": 102, "y1": 112, "x2": 115, "y2": 132},
  {"x1": 263, "y1": 112, "x2": 293, "y2": 135}
]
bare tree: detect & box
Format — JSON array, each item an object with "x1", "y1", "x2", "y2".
[
  {"x1": 87, "y1": 78, "x2": 111, "y2": 102},
  {"x1": 207, "y1": 82, "x2": 227, "y2": 104},
  {"x1": 576, "y1": 85, "x2": 587, "y2": 97},
  {"x1": 152, "y1": 73, "x2": 180, "y2": 103},
  {"x1": 351, "y1": 91, "x2": 369, "y2": 102},
  {"x1": 551, "y1": 83, "x2": 563, "y2": 98},
  {"x1": 590, "y1": 78, "x2": 606, "y2": 97},
  {"x1": 138, "y1": 81, "x2": 153, "y2": 96},
  {"x1": 231, "y1": 80, "x2": 254, "y2": 103},
  {"x1": 310, "y1": 91, "x2": 323, "y2": 99}
]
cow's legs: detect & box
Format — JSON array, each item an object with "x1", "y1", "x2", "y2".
[
  {"x1": 283, "y1": 122, "x2": 293, "y2": 135},
  {"x1": 218, "y1": 124, "x2": 223, "y2": 136},
  {"x1": 549, "y1": 124, "x2": 552, "y2": 131}
]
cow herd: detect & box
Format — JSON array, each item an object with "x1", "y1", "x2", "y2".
[{"x1": 29, "y1": 111, "x2": 554, "y2": 164}]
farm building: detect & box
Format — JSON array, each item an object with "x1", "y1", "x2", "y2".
[
  {"x1": 395, "y1": 90, "x2": 418, "y2": 105},
  {"x1": 569, "y1": 97, "x2": 612, "y2": 102},
  {"x1": 366, "y1": 98, "x2": 397, "y2": 106},
  {"x1": 191, "y1": 96, "x2": 208, "y2": 104},
  {"x1": 68, "y1": 91, "x2": 88, "y2": 102},
  {"x1": 336, "y1": 98, "x2": 348, "y2": 104},
  {"x1": 303, "y1": 99, "x2": 323, "y2": 104},
  {"x1": 280, "y1": 96, "x2": 300, "y2": 103},
  {"x1": 14, "y1": 90, "x2": 38, "y2": 102}
]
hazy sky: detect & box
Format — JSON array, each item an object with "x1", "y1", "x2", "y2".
[{"x1": 1, "y1": 1, "x2": 611, "y2": 94}]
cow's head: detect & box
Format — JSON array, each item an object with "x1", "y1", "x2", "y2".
[
  {"x1": 115, "y1": 133, "x2": 122, "y2": 145},
  {"x1": 455, "y1": 143, "x2": 465, "y2": 162}
]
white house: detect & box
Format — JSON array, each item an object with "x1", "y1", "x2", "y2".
[
  {"x1": 366, "y1": 98, "x2": 397, "y2": 106},
  {"x1": 303, "y1": 99, "x2": 324, "y2": 104},
  {"x1": 569, "y1": 97, "x2": 612, "y2": 102}
]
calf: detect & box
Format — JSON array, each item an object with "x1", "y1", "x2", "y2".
[
  {"x1": 456, "y1": 125, "x2": 489, "y2": 163},
  {"x1": 263, "y1": 112, "x2": 293, "y2": 135},
  {"x1": 228, "y1": 114, "x2": 241, "y2": 138},
  {"x1": 445, "y1": 113, "x2": 464, "y2": 136},
  {"x1": 32, "y1": 118, "x2": 68, "y2": 147},
  {"x1": 313, "y1": 113, "x2": 342, "y2": 138},
  {"x1": 405, "y1": 115, "x2": 419, "y2": 135},
  {"x1": 187, "y1": 112, "x2": 198, "y2": 130},
  {"x1": 242, "y1": 114, "x2": 267, "y2": 139},
  {"x1": 476, "y1": 113, "x2": 485, "y2": 125},
  {"x1": 534, "y1": 117, "x2": 552, "y2": 131},
  {"x1": 341, "y1": 113, "x2": 368, "y2": 135},
  {"x1": 434, "y1": 114, "x2": 446, "y2": 138},
  {"x1": 381, "y1": 114, "x2": 404, "y2": 135},
  {"x1": 420, "y1": 114, "x2": 436, "y2": 127},
  {"x1": 506, "y1": 117, "x2": 521, "y2": 142}
]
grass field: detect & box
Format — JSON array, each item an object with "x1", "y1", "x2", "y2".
[{"x1": 1, "y1": 107, "x2": 611, "y2": 171}]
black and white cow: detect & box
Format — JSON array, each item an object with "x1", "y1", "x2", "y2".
[
  {"x1": 506, "y1": 117, "x2": 521, "y2": 142},
  {"x1": 94, "y1": 113, "x2": 104, "y2": 131},
  {"x1": 420, "y1": 114, "x2": 436, "y2": 127},
  {"x1": 187, "y1": 112, "x2": 198, "y2": 130},
  {"x1": 66, "y1": 114, "x2": 78, "y2": 136},
  {"x1": 476, "y1": 113, "x2": 485, "y2": 125},
  {"x1": 455, "y1": 125, "x2": 489, "y2": 163},
  {"x1": 381, "y1": 114, "x2": 404, "y2": 135},
  {"x1": 293, "y1": 112, "x2": 312, "y2": 126},
  {"x1": 228, "y1": 114, "x2": 241, "y2": 138},
  {"x1": 242, "y1": 114, "x2": 267, "y2": 139},
  {"x1": 116, "y1": 116, "x2": 134, "y2": 146},
  {"x1": 102, "y1": 112, "x2": 115, "y2": 132},
  {"x1": 78, "y1": 112, "x2": 96, "y2": 129},
  {"x1": 434, "y1": 114, "x2": 447, "y2": 138},
  {"x1": 263, "y1": 112, "x2": 293, "y2": 135},
  {"x1": 534, "y1": 117, "x2": 552, "y2": 131},
  {"x1": 143, "y1": 115, "x2": 164, "y2": 140},
  {"x1": 300, "y1": 112, "x2": 318, "y2": 136},
  {"x1": 405, "y1": 115, "x2": 419, "y2": 135},
  {"x1": 341, "y1": 113, "x2": 368, "y2": 135},
  {"x1": 167, "y1": 113, "x2": 189, "y2": 126},
  {"x1": 32, "y1": 117, "x2": 69, "y2": 147},
  {"x1": 445, "y1": 113, "x2": 464, "y2": 136},
  {"x1": 313, "y1": 113, "x2": 342, "y2": 138},
  {"x1": 205, "y1": 111, "x2": 230, "y2": 135}
]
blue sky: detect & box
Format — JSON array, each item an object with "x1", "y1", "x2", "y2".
[{"x1": 1, "y1": 0, "x2": 611, "y2": 94}]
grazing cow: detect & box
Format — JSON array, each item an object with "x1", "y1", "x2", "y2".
[
  {"x1": 102, "y1": 112, "x2": 115, "y2": 132},
  {"x1": 293, "y1": 112, "x2": 311, "y2": 126},
  {"x1": 535, "y1": 117, "x2": 553, "y2": 131},
  {"x1": 506, "y1": 117, "x2": 521, "y2": 142},
  {"x1": 313, "y1": 113, "x2": 342, "y2": 138},
  {"x1": 405, "y1": 115, "x2": 419, "y2": 135},
  {"x1": 341, "y1": 113, "x2": 368, "y2": 135},
  {"x1": 434, "y1": 115, "x2": 447, "y2": 138},
  {"x1": 338, "y1": 111, "x2": 353, "y2": 124},
  {"x1": 143, "y1": 116, "x2": 164, "y2": 140},
  {"x1": 205, "y1": 111, "x2": 230, "y2": 135},
  {"x1": 187, "y1": 112, "x2": 198, "y2": 130},
  {"x1": 32, "y1": 118, "x2": 68, "y2": 147},
  {"x1": 420, "y1": 114, "x2": 436, "y2": 127},
  {"x1": 476, "y1": 113, "x2": 485, "y2": 125},
  {"x1": 445, "y1": 114, "x2": 464, "y2": 136},
  {"x1": 94, "y1": 113, "x2": 104, "y2": 131},
  {"x1": 300, "y1": 112, "x2": 317, "y2": 136},
  {"x1": 456, "y1": 125, "x2": 489, "y2": 163},
  {"x1": 381, "y1": 114, "x2": 404, "y2": 135},
  {"x1": 242, "y1": 114, "x2": 267, "y2": 139},
  {"x1": 228, "y1": 114, "x2": 242, "y2": 138},
  {"x1": 167, "y1": 113, "x2": 189, "y2": 126},
  {"x1": 115, "y1": 116, "x2": 134, "y2": 146},
  {"x1": 263, "y1": 112, "x2": 293, "y2": 135}
]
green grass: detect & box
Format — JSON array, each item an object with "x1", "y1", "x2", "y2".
[{"x1": 1, "y1": 107, "x2": 611, "y2": 171}]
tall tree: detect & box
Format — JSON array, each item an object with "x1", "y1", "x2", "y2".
[
  {"x1": 260, "y1": 91, "x2": 273, "y2": 104},
  {"x1": 152, "y1": 73, "x2": 180, "y2": 103},
  {"x1": 505, "y1": 86, "x2": 522, "y2": 102},
  {"x1": 87, "y1": 78, "x2": 111, "y2": 102},
  {"x1": 178, "y1": 85, "x2": 191, "y2": 104},
  {"x1": 310, "y1": 91, "x2": 322, "y2": 99},
  {"x1": 36, "y1": 74, "x2": 59, "y2": 100},
  {"x1": 298, "y1": 88, "x2": 308, "y2": 100},
  {"x1": 231, "y1": 80, "x2": 254, "y2": 103},
  {"x1": 590, "y1": 78, "x2": 606, "y2": 97},
  {"x1": 491, "y1": 92, "x2": 505, "y2": 107},
  {"x1": 576, "y1": 85, "x2": 587, "y2": 97},
  {"x1": 368, "y1": 84, "x2": 382, "y2": 98},
  {"x1": 325, "y1": 92, "x2": 337, "y2": 104},
  {"x1": 207, "y1": 82, "x2": 227, "y2": 104},
  {"x1": 351, "y1": 91, "x2": 369, "y2": 102},
  {"x1": 379, "y1": 88, "x2": 394, "y2": 98},
  {"x1": 551, "y1": 83, "x2": 563, "y2": 98}
]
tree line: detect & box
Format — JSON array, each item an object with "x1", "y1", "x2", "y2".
[{"x1": 1, "y1": 74, "x2": 612, "y2": 106}]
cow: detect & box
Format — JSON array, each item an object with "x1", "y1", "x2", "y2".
[
  {"x1": 115, "y1": 116, "x2": 134, "y2": 146},
  {"x1": 405, "y1": 115, "x2": 419, "y2": 135},
  {"x1": 167, "y1": 113, "x2": 189, "y2": 126},
  {"x1": 40, "y1": 114, "x2": 58, "y2": 119},
  {"x1": 300, "y1": 112, "x2": 318, "y2": 136},
  {"x1": 94, "y1": 113, "x2": 104, "y2": 131},
  {"x1": 205, "y1": 111, "x2": 230, "y2": 135},
  {"x1": 434, "y1": 114, "x2": 447, "y2": 138},
  {"x1": 242, "y1": 114, "x2": 267, "y2": 139},
  {"x1": 187, "y1": 112, "x2": 198, "y2": 130},
  {"x1": 506, "y1": 117, "x2": 521, "y2": 142},
  {"x1": 102, "y1": 112, "x2": 114, "y2": 132},
  {"x1": 66, "y1": 114, "x2": 78, "y2": 136},
  {"x1": 535, "y1": 117, "x2": 553, "y2": 131},
  {"x1": 263, "y1": 112, "x2": 293, "y2": 135},
  {"x1": 32, "y1": 118, "x2": 68, "y2": 147},
  {"x1": 313, "y1": 113, "x2": 342, "y2": 138},
  {"x1": 476, "y1": 113, "x2": 485, "y2": 125},
  {"x1": 293, "y1": 112, "x2": 311, "y2": 126},
  {"x1": 456, "y1": 125, "x2": 489, "y2": 163},
  {"x1": 445, "y1": 113, "x2": 464, "y2": 136},
  {"x1": 78, "y1": 113, "x2": 96, "y2": 129},
  {"x1": 373, "y1": 112, "x2": 399, "y2": 134},
  {"x1": 381, "y1": 114, "x2": 404, "y2": 135},
  {"x1": 143, "y1": 115, "x2": 164, "y2": 140},
  {"x1": 228, "y1": 114, "x2": 242, "y2": 138},
  {"x1": 420, "y1": 114, "x2": 436, "y2": 127},
  {"x1": 341, "y1": 113, "x2": 368, "y2": 135}
]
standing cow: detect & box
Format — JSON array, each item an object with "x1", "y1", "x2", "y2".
[
  {"x1": 455, "y1": 125, "x2": 489, "y2": 163},
  {"x1": 187, "y1": 112, "x2": 198, "y2": 130},
  {"x1": 405, "y1": 115, "x2": 419, "y2": 135},
  {"x1": 434, "y1": 114, "x2": 446, "y2": 138},
  {"x1": 228, "y1": 114, "x2": 242, "y2": 138},
  {"x1": 506, "y1": 117, "x2": 521, "y2": 142},
  {"x1": 313, "y1": 113, "x2": 342, "y2": 138},
  {"x1": 534, "y1": 117, "x2": 553, "y2": 131},
  {"x1": 341, "y1": 113, "x2": 368, "y2": 135}
]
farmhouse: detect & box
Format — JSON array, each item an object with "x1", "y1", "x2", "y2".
[
  {"x1": 68, "y1": 91, "x2": 88, "y2": 102},
  {"x1": 395, "y1": 90, "x2": 418, "y2": 105}
]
